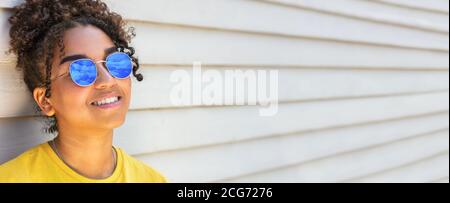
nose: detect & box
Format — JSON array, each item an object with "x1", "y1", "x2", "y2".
[{"x1": 93, "y1": 62, "x2": 116, "y2": 89}]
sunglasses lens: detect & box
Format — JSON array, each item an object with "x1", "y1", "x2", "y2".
[
  {"x1": 70, "y1": 59, "x2": 97, "y2": 86},
  {"x1": 106, "y1": 53, "x2": 132, "y2": 79}
]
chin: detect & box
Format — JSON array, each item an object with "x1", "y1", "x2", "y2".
[
  {"x1": 99, "y1": 115, "x2": 127, "y2": 130},
  {"x1": 111, "y1": 117, "x2": 127, "y2": 129}
]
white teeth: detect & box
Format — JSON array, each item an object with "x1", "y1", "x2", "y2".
[{"x1": 93, "y1": 97, "x2": 119, "y2": 106}]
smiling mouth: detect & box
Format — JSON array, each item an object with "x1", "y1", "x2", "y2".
[{"x1": 91, "y1": 96, "x2": 122, "y2": 107}]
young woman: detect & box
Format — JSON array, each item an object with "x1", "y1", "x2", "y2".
[{"x1": 0, "y1": 0, "x2": 166, "y2": 183}]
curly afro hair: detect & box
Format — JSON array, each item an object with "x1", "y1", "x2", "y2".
[{"x1": 8, "y1": 0, "x2": 143, "y2": 134}]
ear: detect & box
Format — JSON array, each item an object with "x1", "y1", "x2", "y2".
[{"x1": 33, "y1": 87, "x2": 56, "y2": 117}]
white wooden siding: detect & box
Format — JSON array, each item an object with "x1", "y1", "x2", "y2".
[{"x1": 0, "y1": 0, "x2": 449, "y2": 183}]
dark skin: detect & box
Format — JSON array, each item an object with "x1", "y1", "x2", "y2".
[{"x1": 33, "y1": 25, "x2": 132, "y2": 179}]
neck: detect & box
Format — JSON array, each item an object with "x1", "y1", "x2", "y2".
[{"x1": 51, "y1": 126, "x2": 116, "y2": 179}]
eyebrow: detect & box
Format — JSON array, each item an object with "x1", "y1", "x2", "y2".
[{"x1": 59, "y1": 47, "x2": 118, "y2": 65}]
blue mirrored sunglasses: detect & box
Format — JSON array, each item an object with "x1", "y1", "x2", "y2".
[{"x1": 52, "y1": 52, "x2": 133, "y2": 87}]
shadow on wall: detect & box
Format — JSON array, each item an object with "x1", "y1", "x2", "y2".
[{"x1": 0, "y1": 95, "x2": 53, "y2": 164}]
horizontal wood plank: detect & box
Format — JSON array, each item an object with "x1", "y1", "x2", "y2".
[
  {"x1": 347, "y1": 152, "x2": 449, "y2": 183},
  {"x1": 256, "y1": 0, "x2": 449, "y2": 33},
  {"x1": 112, "y1": 92, "x2": 449, "y2": 155},
  {"x1": 370, "y1": 0, "x2": 449, "y2": 14},
  {"x1": 219, "y1": 130, "x2": 449, "y2": 183},
  {"x1": 134, "y1": 117, "x2": 449, "y2": 182},
  {"x1": 105, "y1": 0, "x2": 450, "y2": 50}
]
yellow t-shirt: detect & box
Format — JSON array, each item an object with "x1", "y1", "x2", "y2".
[{"x1": 0, "y1": 142, "x2": 167, "y2": 183}]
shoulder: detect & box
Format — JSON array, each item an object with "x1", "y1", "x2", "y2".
[
  {"x1": 0, "y1": 143, "x2": 46, "y2": 182},
  {"x1": 118, "y1": 148, "x2": 168, "y2": 183}
]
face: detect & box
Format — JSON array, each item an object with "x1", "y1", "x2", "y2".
[{"x1": 36, "y1": 25, "x2": 132, "y2": 132}]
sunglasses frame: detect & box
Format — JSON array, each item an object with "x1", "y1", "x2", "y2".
[{"x1": 51, "y1": 52, "x2": 133, "y2": 87}]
